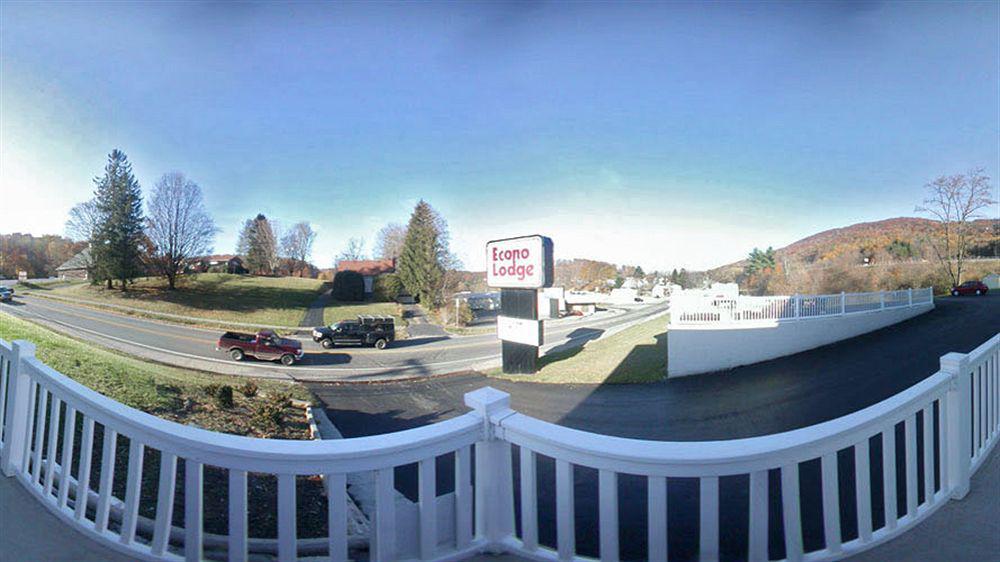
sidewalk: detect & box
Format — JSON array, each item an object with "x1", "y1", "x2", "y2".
[{"x1": 2, "y1": 449, "x2": 994, "y2": 561}]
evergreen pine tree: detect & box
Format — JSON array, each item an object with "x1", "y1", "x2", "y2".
[
  {"x1": 237, "y1": 214, "x2": 277, "y2": 275},
  {"x1": 397, "y1": 200, "x2": 448, "y2": 306},
  {"x1": 89, "y1": 149, "x2": 144, "y2": 290}
]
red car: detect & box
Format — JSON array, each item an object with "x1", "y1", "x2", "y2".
[
  {"x1": 951, "y1": 281, "x2": 989, "y2": 296},
  {"x1": 217, "y1": 330, "x2": 304, "y2": 365}
]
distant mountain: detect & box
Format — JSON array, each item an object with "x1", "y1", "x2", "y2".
[{"x1": 709, "y1": 217, "x2": 999, "y2": 280}]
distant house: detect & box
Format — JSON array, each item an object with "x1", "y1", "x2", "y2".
[
  {"x1": 191, "y1": 255, "x2": 246, "y2": 274},
  {"x1": 336, "y1": 258, "x2": 396, "y2": 296},
  {"x1": 56, "y1": 248, "x2": 91, "y2": 280}
]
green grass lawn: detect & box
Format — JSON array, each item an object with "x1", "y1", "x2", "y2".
[
  {"x1": 491, "y1": 314, "x2": 668, "y2": 384},
  {"x1": 321, "y1": 300, "x2": 403, "y2": 325},
  {"x1": 32, "y1": 273, "x2": 323, "y2": 328},
  {"x1": 0, "y1": 314, "x2": 312, "y2": 436}
]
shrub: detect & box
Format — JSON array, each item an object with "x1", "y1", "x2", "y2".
[
  {"x1": 239, "y1": 380, "x2": 259, "y2": 398},
  {"x1": 203, "y1": 383, "x2": 221, "y2": 398},
  {"x1": 372, "y1": 273, "x2": 403, "y2": 302},
  {"x1": 251, "y1": 402, "x2": 285, "y2": 433},
  {"x1": 332, "y1": 270, "x2": 365, "y2": 301},
  {"x1": 215, "y1": 385, "x2": 234, "y2": 409}
]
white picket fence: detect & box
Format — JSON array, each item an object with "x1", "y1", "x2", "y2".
[
  {"x1": 0, "y1": 331, "x2": 997, "y2": 562},
  {"x1": 671, "y1": 287, "x2": 934, "y2": 325}
]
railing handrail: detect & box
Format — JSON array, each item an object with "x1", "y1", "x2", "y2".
[
  {"x1": 671, "y1": 287, "x2": 933, "y2": 324},
  {"x1": 20, "y1": 354, "x2": 482, "y2": 473},
  {"x1": 498, "y1": 369, "x2": 951, "y2": 477}
]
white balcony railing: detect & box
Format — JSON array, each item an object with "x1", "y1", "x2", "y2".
[
  {"x1": 670, "y1": 287, "x2": 935, "y2": 325},
  {"x1": 1, "y1": 330, "x2": 997, "y2": 562}
]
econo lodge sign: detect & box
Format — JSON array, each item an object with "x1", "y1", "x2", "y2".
[{"x1": 486, "y1": 235, "x2": 554, "y2": 289}]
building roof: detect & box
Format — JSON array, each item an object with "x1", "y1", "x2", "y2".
[
  {"x1": 337, "y1": 258, "x2": 395, "y2": 276},
  {"x1": 196, "y1": 254, "x2": 240, "y2": 263},
  {"x1": 56, "y1": 248, "x2": 91, "y2": 271}
]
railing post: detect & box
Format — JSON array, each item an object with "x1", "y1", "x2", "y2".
[
  {"x1": 879, "y1": 291, "x2": 885, "y2": 310},
  {"x1": 2, "y1": 340, "x2": 36, "y2": 477},
  {"x1": 941, "y1": 352, "x2": 971, "y2": 499},
  {"x1": 908, "y1": 288, "x2": 913, "y2": 306},
  {"x1": 840, "y1": 292, "x2": 846, "y2": 315},
  {"x1": 793, "y1": 294, "x2": 800, "y2": 319},
  {"x1": 464, "y1": 387, "x2": 515, "y2": 552}
]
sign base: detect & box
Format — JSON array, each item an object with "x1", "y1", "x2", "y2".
[
  {"x1": 502, "y1": 340, "x2": 538, "y2": 374},
  {"x1": 500, "y1": 288, "x2": 539, "y2": 375}
]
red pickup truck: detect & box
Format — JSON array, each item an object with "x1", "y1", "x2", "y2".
[{"x1": 217, "y1": 330, "x2": 304, "y2": 365}]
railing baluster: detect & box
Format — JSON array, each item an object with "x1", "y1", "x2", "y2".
[
  {"x1": 922, "y1": 405, "x2": 934, "y2": 504},
  {"x1": 647, "y1": 475, "x2": 667, "y2": 562},
  {"x1": 57, "y1": 406, "x2": 76, "y2": 509},
  {"x1": 854, "y1": 439, "x2": 872, "y2": 542},
  {"x1": 973, "y1": 366, "x2": 981, "y2": 454},
  {"x1": 151, "y1": 452, "x2": 177, "y2": 556},
  {"x1": 372, "y1": 467, "x2": 396, "y2": 562},
  {"x1": 555, "y1": 458, "x2": 575, "y2": 560},
  {"x1": 748, "y1": 470, "x2": 768, "y2": 562},
  {"x1": 700, "y1": 476, "x2": 719, "y2": 561},
  {"x1": 419, "y1": 458, "x2": 437, "y2": 559},
  {"x1": 119, "y1": 440, "x2": 144, "y2": 544},
  {"x1": 43, "y1": 397, "x2": 62, "y2": 496},
  {"x1": 882, "y1": 427, "x2": 897, "y2": 530},
  {"x1": 781, "y1": 463, "x2": 803, "y2": 562},
  {"x1": 820, "y1": 452, "x2": 841, "y2": 553},
  {"x1": 185, "y1": 460, "x2": 203, "y2": 562},
  {"x1": 228, "y1": 469, "x2": 248, "y2": 562},
  {"x1": 598, "y1": 469, "x2": 619, "y2": 562},
  {"x1": 905, "y1": 416, "x2": 918, "y2": 518},
  {"x1": 326, "y1": 472, "x2": 347, "y2": 562},
  {"x1": 74, "y1": 417, "x2": 94, "y2": 522},
  {"x1": 278, "y1": 473, "x2": 297, "y2": 562},
  {"x1": 455, "y1": 445, "x2": 472, "y2": 549},
  {"x1": 31, "y1": 387, "x2": 48, "y2": 485},
  {"x1": 519, "y1": 447, "x2": 538, "y2": 551},
  {"x1": 19, "y1": 381, "x2": 38, "y2": 475},
  {"x1": 95, "y1": 428, "x2": 117, "y2": 533},
  {"x1": 0, "y1": 354, "x2": 8, "y2": 446}
]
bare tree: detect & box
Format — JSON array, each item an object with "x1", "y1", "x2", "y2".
[
  {"x1": 336, "y1": 237, "x2": 366, "y2": 264},
  {"x1": 915, "y1": 168, "x2": 996, "y2": 286},
  {"x1": 373, "y1": 223, "x2": 407, "y2": 260},
  {"x1": 146, "y1": 173, "x2": 219, "y2": 289},
  {"x1": 280, "y1": 222, "x2": 317, "y2": 275},
  {"x1": 65, "y1": 199, "x2": 102, "y2": 241}
]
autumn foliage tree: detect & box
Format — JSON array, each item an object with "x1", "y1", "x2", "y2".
[{"x1": 916, "y1": 168, "x2": 996, "y2": 286}]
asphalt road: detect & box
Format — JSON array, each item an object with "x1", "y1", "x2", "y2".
[
  {"x1": 313, "y1": 294, "x2": 999, "y2": 561},
  {"x1": 0, "y1": 292, "x2": 668, "y2": 382}
]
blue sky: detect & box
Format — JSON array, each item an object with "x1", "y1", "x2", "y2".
[{"x1": 2, "y1": 1, "x2": 997, "y2": 271}]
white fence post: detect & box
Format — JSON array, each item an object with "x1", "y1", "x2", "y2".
[
  {"x1": 1, "y1": 340, "x2": 36, "y2": 477},
  {"x1": 464, "y1": 387, "x2": 515, "y2": 552},
  {"x1": 879, "y1": 291, "x2": 885, "y2": 310},
  {"x1": 793, "y1": 294, "x2": 800, "y2": 319},
  {"x1": 908, "y1": 288, "x2": 913, "y2": 306},
  {"x1": 941, "y1": 352, "x2": 972, "y2": 499},
  {"x1": 840, "y1": 292, "x2": 846, "y2": 315}
]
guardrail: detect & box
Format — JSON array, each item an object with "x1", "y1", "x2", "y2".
[
  {"x1": 670, "y1": 287, "x2": 934, "y2": 325},
  {"x1": 1, "y1": 331, "x2": 997, "y2": 561}
]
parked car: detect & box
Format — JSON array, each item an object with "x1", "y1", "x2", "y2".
[
  {"x1": 951, "y1": 281, "x2": 989, "y2": 296},
  {"x1": 312, "y1": 315, "x2": 395, "y2": 350},
  {"x1": 217, "y1": 330, "x2": 304, "y2": 365},
  {"x1": 0, "y1": 287, "x2": 13, "y2": 302}
]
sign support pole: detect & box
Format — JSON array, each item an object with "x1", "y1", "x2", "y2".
[{"x1": 500, "y1": 288, "x2": 538, "y2": 374}]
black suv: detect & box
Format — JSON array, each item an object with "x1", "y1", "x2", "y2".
[{"x1": 312, "y1": 315, "x2": 395, "y2": 350}]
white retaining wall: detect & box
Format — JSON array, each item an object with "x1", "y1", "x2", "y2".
[{"x1": 668, "y1": 301, "x2": 934, "y2": 376}]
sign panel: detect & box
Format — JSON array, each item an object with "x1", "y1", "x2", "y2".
[
  {"x1": 497, "y1": 316, "x2": 543, "y2": 347},
  {"x1": 486, "y1": 235, "x2": 554, "y2": 289}
]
